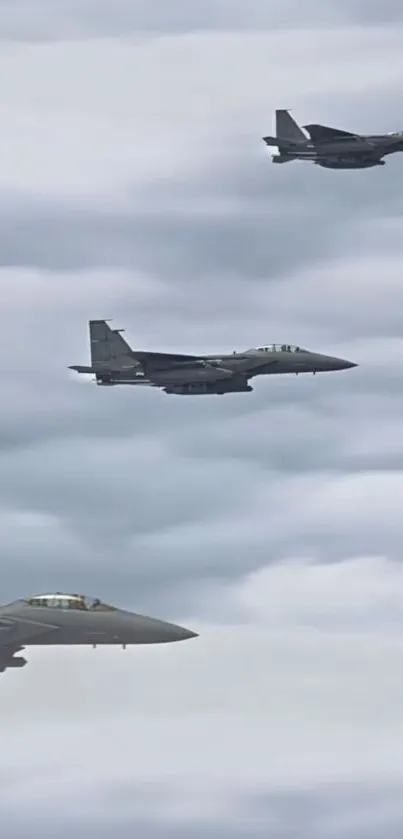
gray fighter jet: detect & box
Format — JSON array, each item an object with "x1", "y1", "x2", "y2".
[
  {"x1": 68, "y1": 319, "x2": 357, "y2": 396},
  {"x1": 0, "y1": 592, "x2": 197, "y2": 674},
  {"x1": 263, "y1": 109, "x2": 403, "y2": 169}
]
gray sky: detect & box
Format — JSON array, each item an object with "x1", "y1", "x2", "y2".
[{"x1": 1, "y1": 2, "x2": 403, "y2": 836}]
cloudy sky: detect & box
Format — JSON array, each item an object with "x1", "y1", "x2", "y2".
[{"x1": 1, "y1": 1, "x2": 403, "y2": 836}]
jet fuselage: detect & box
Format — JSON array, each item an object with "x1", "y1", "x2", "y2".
[
  {"x1": 69, "y1": 322, "x2": 357, "y2": 396},
  {"x1": 0, "y1": 593, "x2": 198, "y2": 672},
  {"x1": 92, "y1": 346, "x2": 357, "y2": 393},
  {"x1": 264, "y1": 110, "x2": 403, "y2": 169}
]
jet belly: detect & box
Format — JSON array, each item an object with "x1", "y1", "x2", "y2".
[
  {"x1": 149, "y1": 364, "x2": 233, "y2": 387},
  {"x1": 315, "y1": 137, "x2": 374, "y2": 155}
]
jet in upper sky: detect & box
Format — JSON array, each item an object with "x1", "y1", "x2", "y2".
[
  {"x1": 263, "y1": 109, "x2": 403, "y2": 169},
  {"x1": 0, "y1": 592, "x2": 198, "y2": 674},
  {"x1": 68, "y1": 319, "x2": 357, "y2": 396}
]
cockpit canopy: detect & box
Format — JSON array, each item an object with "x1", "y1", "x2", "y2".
[
  {"x1": 24, "y1": 593, "x2": 115, "y2": 611},
  {"x1": 256, "y1": 344, "x2": 305, "y2": 353}
]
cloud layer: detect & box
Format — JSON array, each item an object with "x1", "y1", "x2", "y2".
[{"x1": 2, "y1": 3, "x2": 403, "y2": 836}]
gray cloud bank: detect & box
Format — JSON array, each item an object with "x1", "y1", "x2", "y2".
[
  {"x1": 1, "y1": 4, "x2": 403, "y2": 838},
  {"x1": 3, "y1": 0, "x2": 403, "y2": 42},
  {"x1": 3, "y1": 785, "x2": 403, "y2": 838}
]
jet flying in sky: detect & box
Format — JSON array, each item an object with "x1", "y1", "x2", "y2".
[
  {"x1": 263, "y1": 109, "x2": 403, "y2": 169},
  {"x1": 69, "y1": 320, "x2": 357, "y2": 396},
  {"x1": 0, "y1": 593, "x2": 197, "y2": 674}
]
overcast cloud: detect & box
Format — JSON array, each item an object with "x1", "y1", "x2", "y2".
[{"x1": 1, "y1": 1, "x2": 403, "y2": 837}]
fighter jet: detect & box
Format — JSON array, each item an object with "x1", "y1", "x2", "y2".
[
  {"x1": 263, "y1": 109, "x2": 403, "y2": 169},
  {"x1": 68, "y1": 319, "x2": 357, "y2": 396},
  {"x1": 0, "y1": 592, "x2": 198, "y2": 674}
]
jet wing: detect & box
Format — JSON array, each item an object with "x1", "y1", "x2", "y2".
[
  {"x1": 130, "y1": 351, "x2": 207, "y2": 372},
  {"x1": 0, "y1": 616, "x2": 57, "y2": 645},
  {"x1": 303, "y1": 124, "x2": 357, "y2": 142},
  {"x1": 0, "y1": 619, "x2": 27, "y2": 671},
  {"x1": 0, "y1": 644, "x2": 27, "y2": 672},
  {"x1": 0, "y1": 616, "x2": 58, "y2": 672},
  {"x1": 129, "y1": 350, "x2": 235, "y2": 387}
]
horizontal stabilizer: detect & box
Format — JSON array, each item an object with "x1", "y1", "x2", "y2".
[
  {"x1": 263, "y1": 134, "x2": 281, "y2": 145},
  {"x1": 263, "y1": 135, "x2": 300, "y2": 151},
  {"x1": 69, "y1": 365, "x2": 94, "y2": 374},
  {"x1": 303, "y1": 123, "x2": 355, "y2": 142}
]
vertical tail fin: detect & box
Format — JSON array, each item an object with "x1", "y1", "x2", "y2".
[
  {"x1": 275, "y1": 109, "x2": 307, "y2": 144},
  {"x1": 89, "y1": 320, "x2": 134, "y2": 369}
]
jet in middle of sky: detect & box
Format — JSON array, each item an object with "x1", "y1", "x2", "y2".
[
  {"x1": 69, "y1": 320, "x2": 357, "y2": 396},
  {"x1": 263, "y1": 109, "x2": 403, "y2": 169},
  {"x1": 0, "y1": 592, "x2": 197, "y2": 674}
]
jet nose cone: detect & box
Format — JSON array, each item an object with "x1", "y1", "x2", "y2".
[
  {"x1": 164, "y1": 623, "x2": 199, "y2": 643},
  {"x1": 178, "y1": 628, "x2": 198, "y2": 641},
  {"x1": 135, "y1": 615, "x2": 198, "y2": 644},
  {"x1": 120, "y1": 611, "x2": 198, "y2": 645},
  {"x1": 339, "y1": 359, "x2": 358, "y2": 370},
  {"x1": 325, "y1": 355, "x2": 358, "y2": 371}
]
